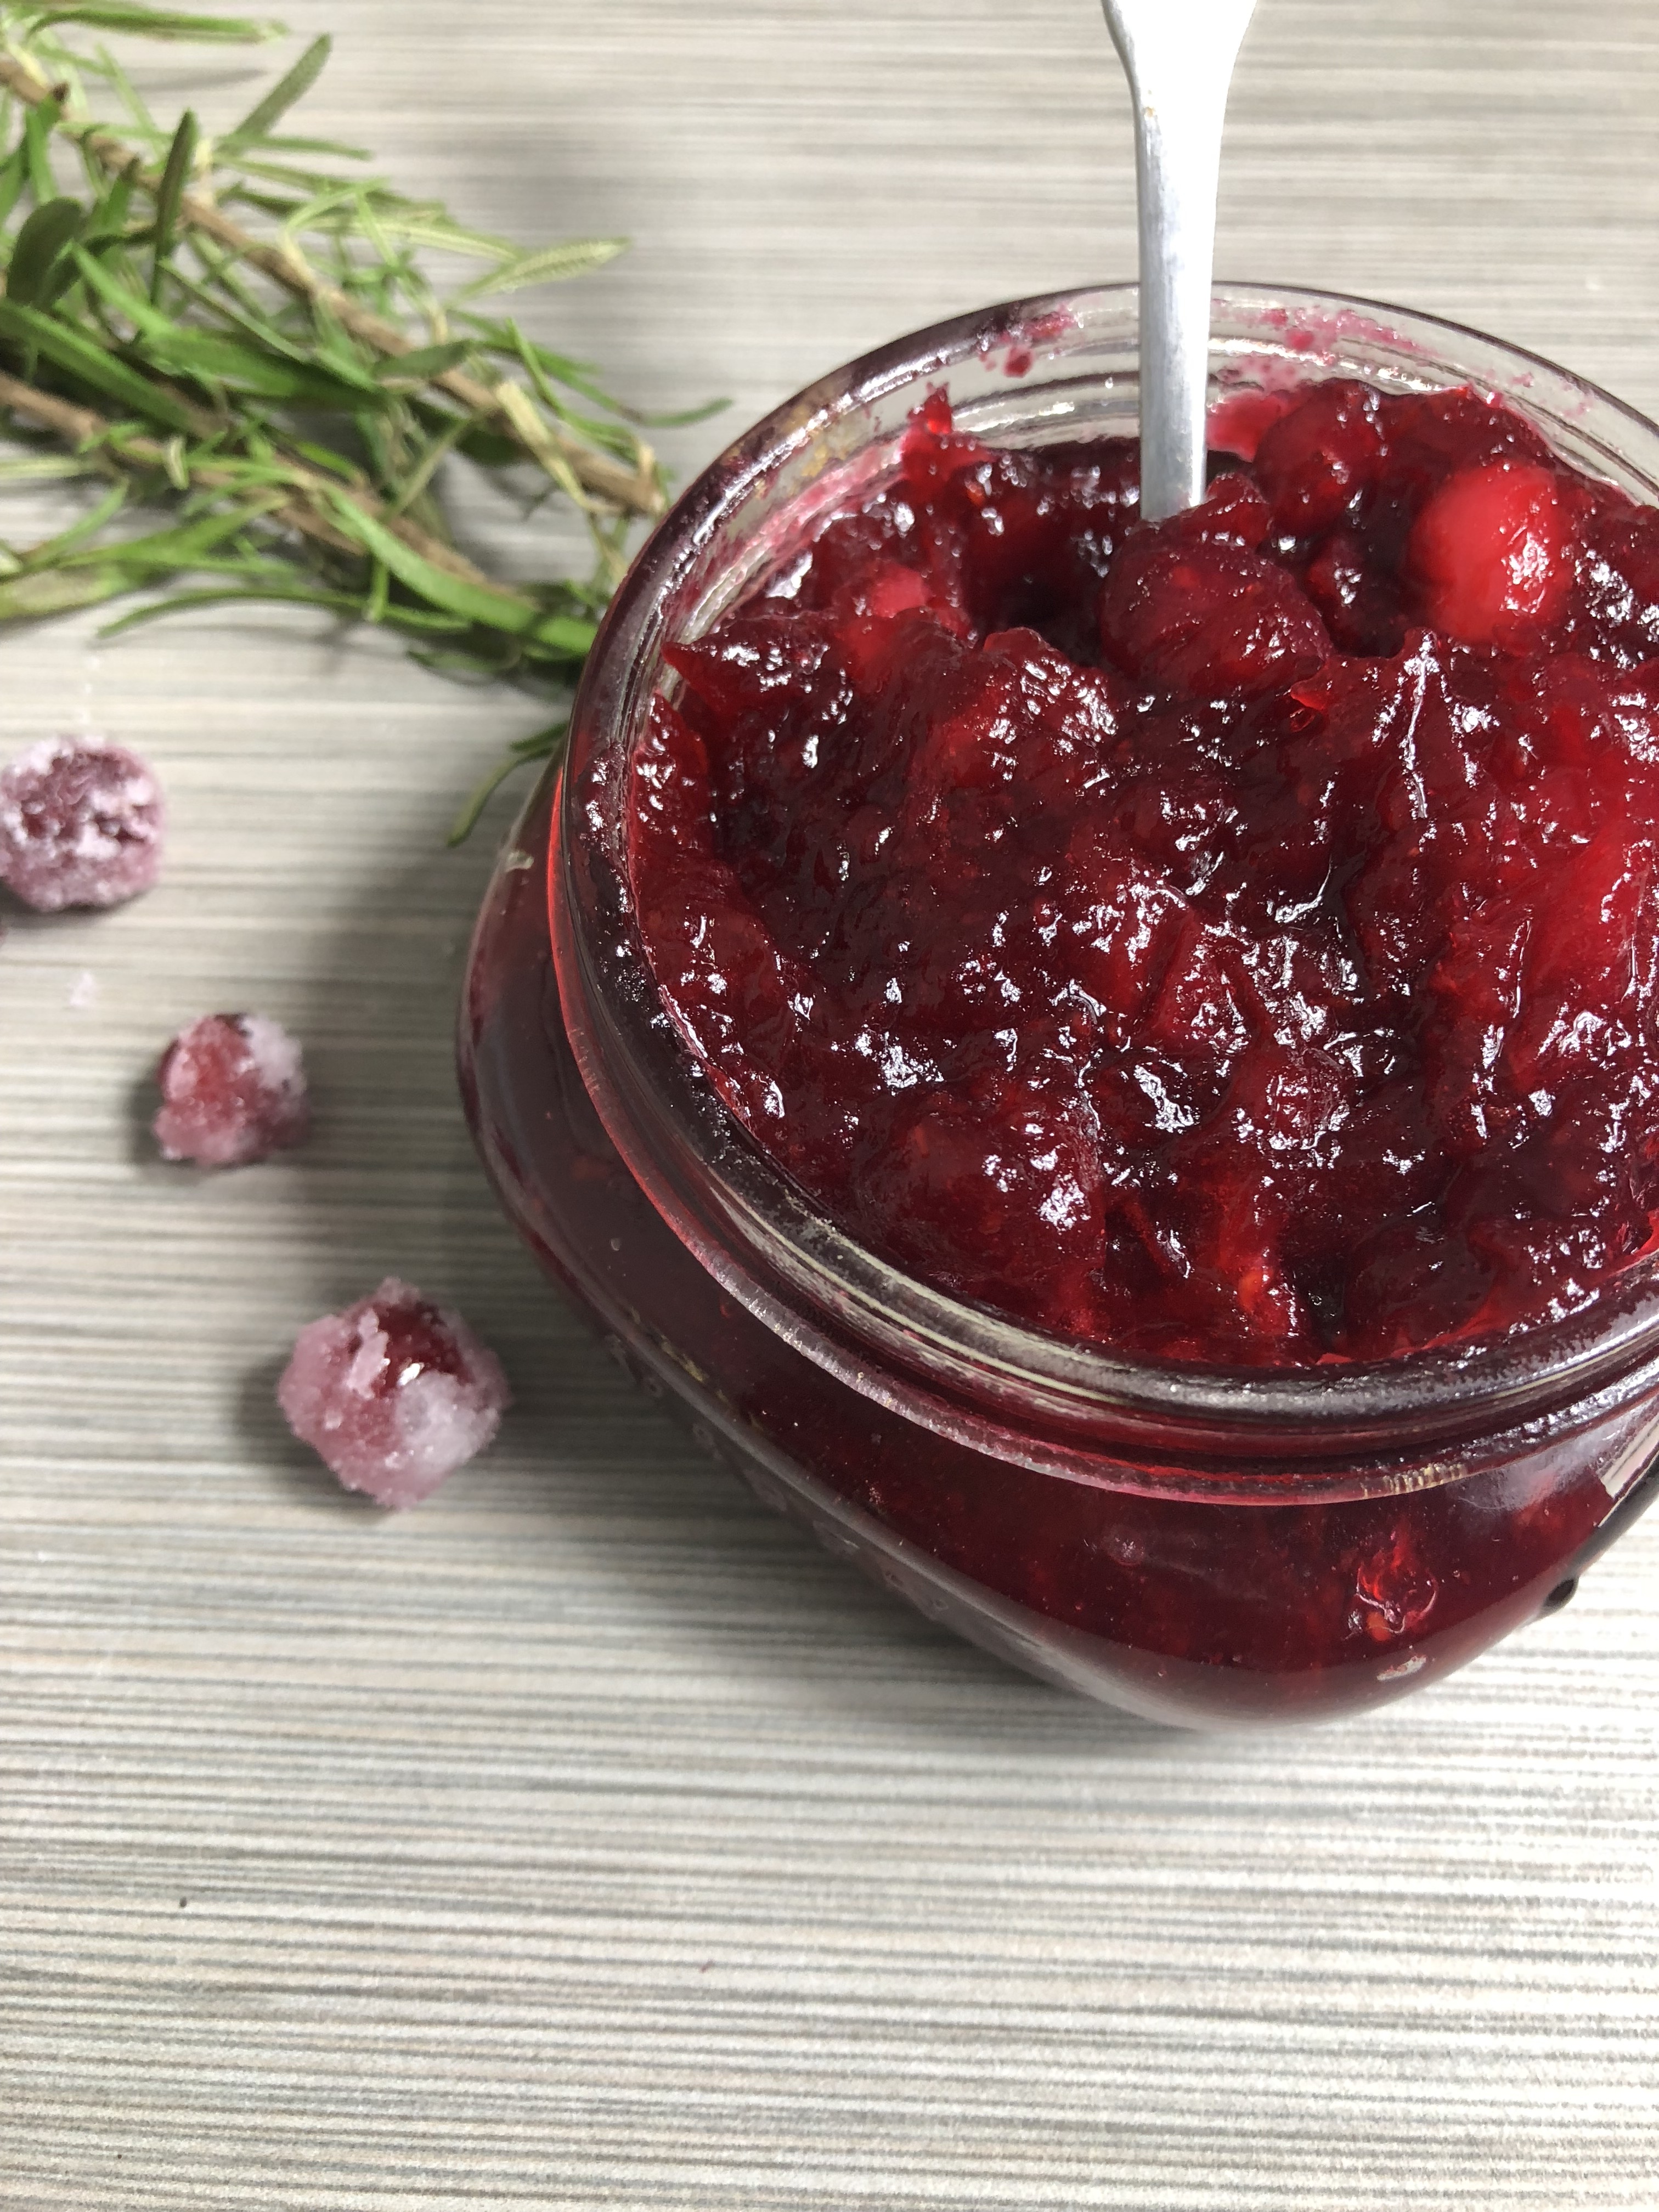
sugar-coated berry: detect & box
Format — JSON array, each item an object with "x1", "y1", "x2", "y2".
[
  {"x1": 154, "y1": 1013, "x2": 310, "y2": 1167},
  {"x1": 277, "y1": 1277, "x2": 510, "y2": 1508},
  {"x1": 0, "y1": 737, "x2": 165, "y2": 911}
]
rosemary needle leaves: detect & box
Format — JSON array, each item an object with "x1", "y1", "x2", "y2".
[{"x1": 0, "y1": 2, "x2": 715, "y2": 828}]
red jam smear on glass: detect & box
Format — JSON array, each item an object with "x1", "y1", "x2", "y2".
[{"x1": 631, "y1": 382, "x2": 1659, "y2": 1365}]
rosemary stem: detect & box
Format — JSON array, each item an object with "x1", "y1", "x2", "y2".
[
  {"x1": 0, "y1": 364, "x2": 533, "y2": 591},
  {"x1": 0, "y1": 369, "x2": 115, "y2": 453},
  {"x1": 0, "y1": 49, "x2": 662, "y2": 519},
  {"x1": 0, "y1": 1, "x2": 670, "y2": 766}
]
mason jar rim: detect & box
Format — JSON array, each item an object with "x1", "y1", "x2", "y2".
[{"x1": 554, "y1": 279, "x2": 1659, "y2": 1479}]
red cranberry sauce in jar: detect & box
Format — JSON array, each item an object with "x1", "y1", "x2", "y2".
[
  {"x1": 630, "y1": 381, "x2": 1659, "y2": 1368},
  {"x1": 461, "y1": 771, "x2": 1655, "y2": 1725},
  {"x1": 459, "y1": 346, "x2": 1659, "y2": 1725}
]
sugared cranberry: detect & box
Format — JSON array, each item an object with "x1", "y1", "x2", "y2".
[
  {"x1": 154, "y1": 1013, "x2": 309, "y2": 1167},
  {"x1": 0, "y1": 737, "x2": 165, "y2": 911},
  {"x1": 277, "y1": 1278, "x2": 510, "y2": 1507}
]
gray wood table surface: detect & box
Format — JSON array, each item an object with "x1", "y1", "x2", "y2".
[{"x1": 5, "y1": 2, "x2": 1659, "y2": 2204}]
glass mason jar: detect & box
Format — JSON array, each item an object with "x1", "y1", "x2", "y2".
[{"x1": 459, "y1": 283, "x2": 1659, "y2": 1727}]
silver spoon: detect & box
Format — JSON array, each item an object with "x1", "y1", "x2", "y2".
[{"x1": 1100, "y1": 0, "x2": 1259, "y2": 520}]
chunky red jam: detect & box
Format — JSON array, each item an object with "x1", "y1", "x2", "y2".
[
  {"x1": 460, "y1": 771, "x2": 1651, "y2": 1723},
  {"x1": 632, "y1": 383, "x2": 1659, "y2": 1364}
]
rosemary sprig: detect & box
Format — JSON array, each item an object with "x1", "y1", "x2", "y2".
[{"x1": 0, "y1": 3, "x2": 720, "y2": 827}]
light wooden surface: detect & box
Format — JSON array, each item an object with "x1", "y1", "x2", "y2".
[{"x1": 5, "y1": 3, "x2": 1659, "y2": 2205}]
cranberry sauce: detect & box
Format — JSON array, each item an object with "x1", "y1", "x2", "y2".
[
  {"x1": 630, "y1": 383, "x2": 1659, "y2": 1366},
  {"x1": 460, "y1": 776, "x2": 1650, "y2": 1723}
]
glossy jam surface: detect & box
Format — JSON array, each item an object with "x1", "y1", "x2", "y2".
[{"x1": 631, "y1": 384, "x2": 1659, "y2": 1364}]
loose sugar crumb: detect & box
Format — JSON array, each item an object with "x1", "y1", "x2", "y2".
[
  {"x1": 67, "y1": 969, "x2": 98, "y2": 1010},
  {"x1": 0, "y1": 738, "x2": 165, "y2": 911},
  {"x1": 276, "y1": 1277, "x2": 510, "y2": 1507},
  {"x1": 154, "y1": 1013, "x2": 309, "y2": 1166}
]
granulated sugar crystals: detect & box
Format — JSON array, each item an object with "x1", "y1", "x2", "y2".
[
  {"x1": 0, "y1": 737, "x2": 165, "y2": 911},
  {"x1": 278, "y1": 1278, "x2": 511, "y2": 1506},
  {"x1": 154, "y1": 1013, "x2": 310, "y2": 1167}
]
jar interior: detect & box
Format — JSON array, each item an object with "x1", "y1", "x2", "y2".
[{"x1": 558, "y1": 281, "x2": 1659, "y2": 1494}]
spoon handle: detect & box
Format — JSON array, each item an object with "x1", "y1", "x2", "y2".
[{"x1": 1101, "y1": 0, "x2": 1258, "y2": 520}]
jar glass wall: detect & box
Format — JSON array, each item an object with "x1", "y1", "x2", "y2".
[{"x1": 460, "y1": 284, "x2": 1659, "y2": 1726}]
